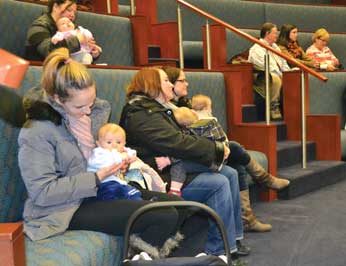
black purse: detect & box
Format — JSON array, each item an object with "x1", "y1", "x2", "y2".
[{"x1": 122, "y1": 201, "x2": 231, "y2": 266}]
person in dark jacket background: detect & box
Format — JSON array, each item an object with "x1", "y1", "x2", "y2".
[
  {"x1": 120, "y1": 67, "x2": 249, "y2": 265},
  {"x1": 25, "y1": 0, "x2": 101, "y2": 61}
]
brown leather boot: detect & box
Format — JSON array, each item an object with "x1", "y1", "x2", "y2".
[
  {"x1": 245, "y1": 158, "x2": 290, "y2": 190},
  {"x1": 270, "y1": 101, "x2": 283, "y2": 120},
  {"x1": 240, "y1": 190, "x2": 272, "y2": 232}
]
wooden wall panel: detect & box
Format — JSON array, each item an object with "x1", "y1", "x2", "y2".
[
  {"x1": 130, "y1": 16, "x2": 149, "y2": 66},
  {"x1": 151, "y1": 22, "x2": 179, "y2": 58},
  {"x1": 135, "y1": 0, "x2": 157, "y2": 24},
  {"x1": 203, "y1": 24, "x2": 227, "y2": 69},
  {"x1": 282, "y1": 71, "x2": 310, "y2": 140},
  {"x1": 93, "y1": 0, "x2": 118, "y2": 14},
  {"x1": 307, "y1": 115, "x2": 341, "y2": 160}
]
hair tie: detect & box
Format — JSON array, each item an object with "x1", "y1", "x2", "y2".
[{"x1": 64, "y1": 58, "x2": 72, "y2": 65}]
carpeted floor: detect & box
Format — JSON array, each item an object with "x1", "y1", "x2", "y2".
[{"x1": 245, "y1": 180, "x2": 346, "y2": 266}]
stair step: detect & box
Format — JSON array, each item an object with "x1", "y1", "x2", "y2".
[
  {"x1": 277, "y1": 160, "x2": 346, "y2": 199},
  {"x1": 148, "y1": 45, "x2": 161, "y2": 58},
  {"x1": 242, "y1": 104, "x2": 257, "y2": 123},
  {"x1": 275, "y1": 121, "x2": 286, "y2": 141},
  {"x1": 248, "y1": 121, "x2": 286, "y2": 141},
  {"x1": 277, "y1": 140, "x2": 316, "y2": 168}
]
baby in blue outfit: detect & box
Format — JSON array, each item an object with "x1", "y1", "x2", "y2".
[
  {"x1": 88, "y1": 123, "x2": 142, "y2": 200},
  {"x1": 88, "y1": 123, "x2": 166, "y2": 201}
]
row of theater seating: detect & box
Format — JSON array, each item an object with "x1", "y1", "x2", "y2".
[
  {"x1": 224, "y1": 28, "x2": 346, "y2": 68},
  {"x1": 245, "y1": 0, "x2": 333, "y2": 4},
  {"x1": 144, "y1": 0, "x2": 346, "y2": 64},
  {"x1": 1, "y1": 64, "x2": 269, "y2": 266}
]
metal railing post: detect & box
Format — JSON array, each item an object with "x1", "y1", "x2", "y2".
[
  {"x1": 206, "y1": 19, "x2": 211, "y2": 70},
  {"x1": 265, "y1": 51, "x2": 270, "y2": 125},
  {"x1": 130, "y1": 0, "x2": 136, "y2": 16},
  {"x1": 177, "y1": 4, "x2": 184, "y2": 69},
  {"x1": 301, "y1": 71, "x2": 307, "y2": 168},
  {"x1": 106, "y1": 0, "x2": 111, "y2": 13}
]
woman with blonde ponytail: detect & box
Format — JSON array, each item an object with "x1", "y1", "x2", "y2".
[{"x1": 18, "y1": 48, "x2": 180, "y2": 248}]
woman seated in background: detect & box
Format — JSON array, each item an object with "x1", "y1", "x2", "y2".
[
  {"x1": 277, "y1": 24, "x2": 316, "y2": 69},
  {"x1": 306, "y1": 28, "x2": 340, "y2": 71},
  {"x1": 25, "y1": 0, "x2": 101, "y2": 61}
]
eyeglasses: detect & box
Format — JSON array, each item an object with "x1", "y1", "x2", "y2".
[
  {"x1": 176, "y1": 79, "x2": 187, "y2": 83},
  {"x1": 318, "y1": 38, "x2": 328, "y2": 43}
]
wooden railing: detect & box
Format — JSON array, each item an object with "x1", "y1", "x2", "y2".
[
  {"x1": 176, "y1": 0, "x2": 327, "y2": 82},
  {"x1": 176, "y1": 0, "x2": 329, "y2": 168}
]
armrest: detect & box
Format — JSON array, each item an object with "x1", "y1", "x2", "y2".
[
  {"x1": 307, "y1": 114, "x2": 341, "y2": 160},
  {"x1": 0, "y1": 222, "x2": 26, "y2": 266},
  {"x1": 230, "y1": 123, "x2": 278, "y2": 202}
]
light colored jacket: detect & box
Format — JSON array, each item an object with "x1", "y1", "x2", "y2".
[
  {"x1": 18, "y1": 87, "x2": 110, "y2": 240},
  {"x1": 248, "y1": 38, "x2": 291, "y2": 77}
]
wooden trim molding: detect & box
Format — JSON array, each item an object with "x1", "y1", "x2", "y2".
[{"x1": 0, "y1": 223, "x2": 26, "y2": 266}]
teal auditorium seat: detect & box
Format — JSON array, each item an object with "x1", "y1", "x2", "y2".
[
  {"x1": 0, "y1": 0, "x2": 45, "y2": 58},
  {"x1": 118, "y1": 0, "x2": 131, "y2": 16},
  {"x1": 226, "y1": 28, "x2": 259, "y2": 62},
  {"x1": 308, "y1": 72, "x2": 346, "y2": 160},
  {"x1": 0, "y1": 0, "x2": 134, "y2": 66},
  {"x1": 264, "y1": 2, "x2": 346, "y2": 33}
]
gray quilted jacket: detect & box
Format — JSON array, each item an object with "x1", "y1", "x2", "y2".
[{"x1": 18, "y1": 87, "x2": 110, "y2": 240}]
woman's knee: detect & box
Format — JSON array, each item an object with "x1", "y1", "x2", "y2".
[
  {"x1": 228, "y1": 141, "x2": 251, "y2": 165},
  {"x1": 219, "y1": 165, "x2": 239, "y2": 189}
]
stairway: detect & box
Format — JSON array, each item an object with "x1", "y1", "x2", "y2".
[{"x1": 242, "y1": 104, "x2": 346, "y2": 200}]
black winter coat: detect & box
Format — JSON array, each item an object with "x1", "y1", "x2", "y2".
[{"x1": 119, "y1": 93, "x2": 225, "y2": 187}]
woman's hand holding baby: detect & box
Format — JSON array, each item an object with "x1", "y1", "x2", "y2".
[
  {"x1": 223, "y1": 144, "x2": 230, "y2": 161},
  {"x1": 155, "y1": 156, "x2": 171, "y2": 171}
]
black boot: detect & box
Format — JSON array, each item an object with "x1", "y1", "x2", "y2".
[{"x1": 236, "y1": 240, "x2": 251, "y2": 256}]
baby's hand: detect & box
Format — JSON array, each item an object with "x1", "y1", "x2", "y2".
[{"x1": 155, "y1": 156, "x2": 171, "y2": 171}]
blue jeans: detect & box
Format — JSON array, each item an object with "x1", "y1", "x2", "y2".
[{"x1": 181, "y1": 165, "x2": 243, "y2": 255}]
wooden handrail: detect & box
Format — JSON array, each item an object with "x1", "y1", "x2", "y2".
[{"x1": 177, "y1": 0, "x2": 327, "y2": 82}]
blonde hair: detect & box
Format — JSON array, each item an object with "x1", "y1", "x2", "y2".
[
  {"x1": 174, "y1": 107, "x2": 198, "y2": 126},
  {"x1": 312, "y1": 28, "x2": 330, "y2": 42},
  {"x1": 41, "y1": 48, "x2": 95, "y2": 102},
  {"x1": 191, "y1": 94, "x2": 212, "y2": 111},
  {"x1": 98, "y1": 123, "x2": 125, "y2": 141}
]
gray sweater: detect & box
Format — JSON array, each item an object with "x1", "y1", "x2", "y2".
[{"x1": 18, "y1": 87, "x2": 110, "y2": 240}]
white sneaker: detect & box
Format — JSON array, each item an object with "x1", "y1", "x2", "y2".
[
  {"x1": 195, "y1": 252, "x2": 207, "y2": 257},
  {"x1": 131, "y1": 254, "x2": 141, "y2": 261},
  {"x1": 139, "y1": 252, "x2": 152, "y2": 260},
  {"x1": 218, "y1": 254, "x2": 228, "y2": 263}
]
